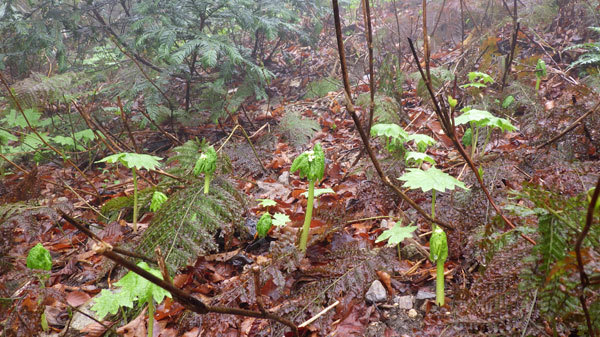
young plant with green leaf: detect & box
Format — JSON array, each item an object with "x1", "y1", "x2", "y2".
[
  {"x1": 455, "y1": 107, "x2": 516, "y2": 158},
  {"x1": 150, "y1": 191, "x2": 168, "y2": 212},
  {"x1": 256, "y1": 198, "x2": 292, "y2": 230},
  {"x1": 256, "y1": 212, "x2": 273, "y2": 238},
  {"x1": 92, "y1": 262, "x2": 171, "y2": 337},
  {"x1": 535, "y1": 59, "x2": 547, "y2": 94},
  {"x1": 290, "y1": 143, "x2": 325, "y2": 252},
  {"x1": 398, "y1": 167, "x2": 467, "y2": 306},
  {"x1": 375, "y1": 220, "x2": 417, "y2": 260},
  {"x1": 193, "y1": 145, "x2": 217, "y2": 194},
  {"x1": 97, "y1": 153, "x2": 163, "y2": 232}
]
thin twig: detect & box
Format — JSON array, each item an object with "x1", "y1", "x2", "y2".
[
  {"x1": 575, "y1": 175, "x2": 600, "y2": 337},
  {"x1": 537, "y1": 100, "x2": 600, "y2": 149},
  {"x1": 298, "y1": 300, "x2": 340, "y2": 328},
  {"x1": 330, "y1": 0, "x2": 453, "y2": 231},
  {"x1": 117, "y1": 97, "x2": 140, "y2": 153}
]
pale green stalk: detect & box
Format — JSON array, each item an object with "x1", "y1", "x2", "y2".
[
  {"x1": 132, "y1": 168, "x2": 138, "y2": 233},
  {"x1": 147, "y1": 300, "x2": 154, "y2": 337},
  {"x1": 299, "y1": 180, "x2": 315, "y2": 252},
  {"x1": 204, "y1": 173, "x2": 211, "y2": 194},
  {"x1": 471, "y1": 123, "x2": 479, "y2": 158},
  {"x1": 436, "y1": 262, "x2": 445, "y2": 306}
]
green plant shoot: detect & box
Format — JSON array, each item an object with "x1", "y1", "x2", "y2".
[
  {"x1": 150, "y1": 191, "x2": 168, "y2": 212},
  {"x1": 97, "y1": 153, "x2": 163, "y2": 233},
  {"x1": 91, "y1": 262, "x2": 171, "y2": 337},
  {"x1": 290, "y1": 143, "x2": 325, "y2": 252},
  {"x1": 27, "y1": 243, "x2": 52, "y2": 271},
  {"x1": 398, "y1": 167, "x2": 466, "y2": 306},
  {"x1": 194, "y1": 145, "x2": 217, "y2": 194},
  {"x1": 430, "y1": 227, "x2": 448, "y2": 306},
  {"x1": 376, "y1": 220, "x2": 417, "y2": 260},
  {"x1": 257, "y1": 212, "x2": 273, "y2": 238},
  {"x1": 535, "y1": 59, "x2": 547, "y2": 93}
]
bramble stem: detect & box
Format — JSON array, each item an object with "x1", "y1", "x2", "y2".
[
  {"x1": 132, "y1": 168, "x2": 138, "y2": 233},
  {"x1": 436, "y1": 262, "x2": 445, "y2": 306},
  {"x1": 299, "y1": 180, "x2": 315, "y2": 252}
]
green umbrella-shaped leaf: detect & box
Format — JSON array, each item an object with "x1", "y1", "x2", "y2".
[
  {"x1": 375, "y1": 221, "x2": 417, "y2": 247},
  {"x1": 398, "y1": 168, "x2": 467, "y2": 193}
]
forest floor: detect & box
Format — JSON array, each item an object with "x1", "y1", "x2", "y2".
[{"x1": 1, "y1": 1, "x2": 600, "y2": 337}]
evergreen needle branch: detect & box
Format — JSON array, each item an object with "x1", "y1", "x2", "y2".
[
  {"x1": 331, "y1": 0, "x2": 453, "y2": 231},
  {"x1": 0, "y1": 72, "x2": 100, "y2": 198},
  {"x1": 575, "y1": 175, "x2": 600, "y2": 337},
  {"x1": 407, "y1": 38, "x2": 535, "y2": 243}
]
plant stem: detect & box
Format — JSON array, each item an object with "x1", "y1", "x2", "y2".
[
  {"x1": 132, "y1": 168, "x2": 138, "y2": 233},
  {"x1": 299, "y1": 180, "x2": 315, "y2": 252},
  {"x1": 147, "y1": 300, "x2": 154, "y2": 337},
  {"x1": 204, "y1": 174, "x2": 211, "y2": 194},
  {"x1": 431, "y1": 190, "x2": 436, "y2": 223},
  {"x1": 436, "y1": 261, "x2": 445, "y2": 306}
]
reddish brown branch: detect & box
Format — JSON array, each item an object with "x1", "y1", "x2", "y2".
[
  {"x1": 331, "y1": 0, "x2": 453, "y2": 231},
  {"x1": 575, "y1": 176, "x2": 600, "y2": 337}
]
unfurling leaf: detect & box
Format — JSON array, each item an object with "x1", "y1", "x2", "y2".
[
  {"x1": 150, "y1": 191, "x2": 168, "y2": 212},
  {"x1": 26, "y1": 243, "x2": 52, "y2": 271},
  {"x1": 462, "y1": 128, "x2": 473, "y2": 147},
  {"x1": 430, "y1": 227, "x2": 448, "y2": 263},
  {"x1": 257, "y1": 212, "x2": 273, "y2": 238},
  {"x1": 290, "y1": 143, "x2": 325, "y2": 182},
  {"x1": 193, "y1": 145, "x2": 217, "y2": 176}
]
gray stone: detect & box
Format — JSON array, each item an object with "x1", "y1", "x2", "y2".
[
  {"x1": 394, "y1": 295, "x2": 414, "y2": 309},
  {"x1": 415, "y1": 289, "x2": 436, "y2": 300},
  {"x1": 278, "y1": 171, "x2": 290, "y2": 185},
  {"x1": 365, "y1": 280, "x2": 387, "y2": 304}
]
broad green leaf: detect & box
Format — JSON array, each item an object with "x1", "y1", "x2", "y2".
[
  {"x1": 467, "y1": 71, "x2": 494, "y2": 84},
  {"x1": 97, "y1": 153, "x2": 163, "y2": 171},
  {"x1": 430, "y1": 227, "x2": 448, "y2": 263},
  {"x1": 462, "y1": 128, "x2": 473, "y2": 147},
  {"x1": 114, "y1": 262, "x2": 171, "y2": 306},
  {"x1": 398, "y1": 168, "x2": 467, "y2": 193},
  {"x1": 150, "y1": 191, "x2": 168, "y2": 212},
  {"x1": 74, "y1": 129, "x2": 96, "y2": 142},
  {"x1": 256, "y1": 212, "x2": 273, "y2": 238},
  {"x1": 300, "y1": 187, "x2": 335, "y2": 198},
  {"x1": 91, "y1": 289, "x2": 133, "y2": 319},
  {"x1": 405, "y1": 151, "x2": 436, "y2": 166},
  {"x1": 257, "y1": 199, "x2": 277, "y2": 207},
  {"x1": 502, "y1": 96, "x2": 515, "y2": 108},
  {"x1": 26, "y1": 243, "x2": 52, "y2": 271},
  {"x1": 193, "y1": 145, "x2": 217, "y2": 176},
  {"x1": 375, "y1": 221, "x2": 417, "y2": 247},
  {"x1": 370, "y1": 123, "x2": 408, "y2": 141},
  {"x1": 454, "y1": 108, "x2": 516, "y2": 132},
  {"x1": 272, "y1": 213, "x2": 291, "y2": 228},
  {"x1": 290, "y1": 143, "x2": 325, "y2": 182},
  {"x1": 407, "y1": 134, "x2": 436, "y2": 152}
]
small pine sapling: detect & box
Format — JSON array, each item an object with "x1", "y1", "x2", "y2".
[
  {"x1": 97, "y1": 153, "x2": 163, "y2": 232},
  {"x1": 290, "y1": 143, "x2": 325, "y2": 252},
  {"x1": 193, "y1": 145, "x2": 217, "y2": 194}
]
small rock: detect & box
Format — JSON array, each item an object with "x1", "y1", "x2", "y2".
[
  {"x1": 408, "y1": 309, "x2": 418, "y2": 318},
  {"x1": 365, "y1": 280, "x2": 387, "y2": 304},
  {"x1": 278, "y1": 171, "x2": 290, "y2": 184},
  {"x1": 394, "y1": 295, "x2": 414, "y2": 310},
  {"x1": 415, "y1": 289, "x2": 436, "y2": 300}
]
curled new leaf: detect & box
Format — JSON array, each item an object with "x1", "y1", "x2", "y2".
[
  {"x1": 430, "y1": 227, "x2": 448, "y2": 263},
  {"x1": 290, "y1": 143, "x2": 325, "y2": 182},
  {"x1": 193, "y1": 145, "x2": 217, "y2": 176},
  {"x1": 26, "y1": 243, "x2": 52, "y2": 271},
  {"x1": 256, "y1": 212, "x2": 273, "y2": 238},
  {"x1": 150, "y1": 191, "x2": 168, "y2": 212}
]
